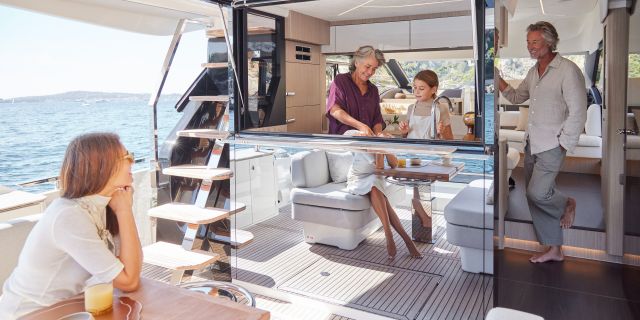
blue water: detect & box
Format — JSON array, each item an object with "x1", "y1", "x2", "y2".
[{"x1": 0, "y1": 100, "x2": 182, "y2": 193}]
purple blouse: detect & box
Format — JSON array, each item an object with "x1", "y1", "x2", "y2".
[{"x1": 326, "y1": 73, "x2": 383, "y2": 135}]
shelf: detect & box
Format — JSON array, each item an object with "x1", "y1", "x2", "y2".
[
  {"x1": 147, "y1": 203, "x2": 229, "y2": 224},
  {"x1": 163, "y1": 165, "x2": 232, "y2": 180},
  {"x1": 177, "y1": 129, "x2": 229, "y2": 140},
  {"x1": 143, "y1": 241, "x2": 219, "y2": 271},
  {"x1": 201, "y1": 63, "x2": 228, "y2": 69},
  {"x1": 212, "y1": 229, "x2": 254, "y2": 249}
]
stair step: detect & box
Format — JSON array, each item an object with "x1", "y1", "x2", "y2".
[
  {"x1": 177, "y1": 129, "x2": 229, "y2": 140},
  {"x1": 189, "y1": 95, "x2": 229, "y2": 102},
  {"x1": 147, "y1": 203, "x2": 229, "y2": 224},
  {"x1": 201, "y1": 62, "x2": 228, "y2": 69},
  {"x1": 213, "y1": 229, "x2": 254, "y2": 249},
  {"x1": 226, "y1": 201, "x2": 247, "y2": 215},
  {"x1": 143, "y1": 241, "x2": 219, "y2": 271},
  {"x1": 163, "y1": 165, "x2": 232, "y2": 180}
]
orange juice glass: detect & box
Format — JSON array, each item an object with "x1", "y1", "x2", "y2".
[
  {"x1": 84, "y1": 283, "x2": 113, "y2": 316},
  {"x1": 398, "y1": 158, "x2": 406, "y2": 168}
]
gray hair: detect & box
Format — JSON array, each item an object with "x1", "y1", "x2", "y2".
[
  {"x1": 349, "y1": 45, "x2": 386, "y2": 72},
  {"x1": 526, "y1": 21, "x2": 559, "y2": 51}
]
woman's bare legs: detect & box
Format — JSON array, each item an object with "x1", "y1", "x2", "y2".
[
  {"x1": 385, "y1": 200, "x2": 423, "y2": 258},
  {"x1": 370, "y1": 187, "x2": 396, "y2": 259}
]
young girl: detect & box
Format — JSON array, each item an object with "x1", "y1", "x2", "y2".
[
  {"x1": 344, "y1": 130, "x2": 422, "y2": 260},
  {"x1": 399, "y1": 70, "x2": 453, "y2": 140},
  {"x1": 0, "y1": 133, "x2": 142, "y2": 319}
]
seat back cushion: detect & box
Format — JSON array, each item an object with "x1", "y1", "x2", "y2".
[
  {"x1": 291, "y1": 150, "x2": 330, "y2": 188},
  {"x1": 632, "y1": 110, "x2": 640, "y2": 133},
  {"x1": 584, "y1": 104, "x2": 602, "y2": 137},
  {"x1": 326, "y1": 151, "x2": 353, "y2": 183},
  {"x1": 0, "y1": 214, "x2": 41, "y2": 294},
  {"x1": 515, "y1": 107, "x2": 529, "y2": 131}
]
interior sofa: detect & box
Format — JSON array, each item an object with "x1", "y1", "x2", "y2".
[
  {"x1": 0, "y1": 214, "x2": 41, "y2": 294},
  {"x1": 290, "y1": 150, "x2": 404, "y2": 250},
  {"x1": 499, "y1": 104, "x2": 603, "y2": 159}
]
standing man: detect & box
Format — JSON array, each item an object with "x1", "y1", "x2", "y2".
[{"x1": 499, "y1": 21, "x2": 586, "y2": 263}]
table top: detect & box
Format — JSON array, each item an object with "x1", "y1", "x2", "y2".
[
  {"x1": 21, "y1": 278, "x2": 270, "y2": 320},
  {"x1": 375, "y1": 160, "x2": 464, "y2": 182}
]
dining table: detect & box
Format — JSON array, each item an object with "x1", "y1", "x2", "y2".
[
  {"x1": 376, "y1": 159, "x2": 464, "y2": 243},
  {"x1": 20, "y1": 277, "x2": 270, "y2": 320}
]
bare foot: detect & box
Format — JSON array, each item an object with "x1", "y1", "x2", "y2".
[
  {"x1": 560, "y1": 197, "x2": 576, "y2": 229},
  {"x1": 412, "y1": 198, "x2": 431, "y2": 228},
  {"x1": 530, "y1": 247, "x2": 564, "y2": 263},
  {"x1": 386, "y1": 238, "x2": 397, "y2": 260}
]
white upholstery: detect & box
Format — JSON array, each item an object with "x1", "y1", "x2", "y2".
[
  {"x1": 290, "y1": 150, "x2": 404, "y2": 250},
  {"x1": 584, "y1": 104, "x2": 602, "y2": 137},
  {"x1": 506, "y1": 147, "x2": 520, "y2": 171},
  {"x1": 0, "y1": 214, "x2": 41, "y2": 294},
  {"x1": 499, "y1": 111, "x2": 519, "y2": 128},
  {"x1": 486, "y1": 307, "x2": 544, "y2": 320},
  {"x1": 325, "y1": 151, "x2": 353, "y2": 183},
  {"x1": 444, "y1": 180, "x2": 494, "y2": 274}
]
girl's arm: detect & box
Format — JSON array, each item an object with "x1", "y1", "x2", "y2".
[
  {"x1": 375, "y1": 154, "x2": 385, "y2": 170},
  {"x1": 386, "y1": 154, "x2": 398, "y2": 168},
  {"x1": 109, "y1": 187, "x2": 142, "y2": 292}
]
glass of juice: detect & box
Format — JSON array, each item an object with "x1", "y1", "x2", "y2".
[
  {"x1": 398, "y1": 158, "x2": 406, "y2": 168},
  {"x1": 84, "y1": 283, "x2": 113, "y2": 316}
]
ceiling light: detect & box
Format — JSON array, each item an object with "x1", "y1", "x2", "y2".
[
  {"x1": 364, "y1": 0, "x2": 464, "y2": 9},
  {"x1": 338, "y1": 0, "x2": 376, "y2": 16}
]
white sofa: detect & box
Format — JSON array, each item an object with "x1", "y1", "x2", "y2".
[
  {"x1": 499, "y1": 104, "x2": 602, "y2": 159},
  {"x1": 290, "y1": 150, "x2": 404, "y2": 250},
  {"x1": 627, "y1": 112, "x2": 640, "y2": 161}
]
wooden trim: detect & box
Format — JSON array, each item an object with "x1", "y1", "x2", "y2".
[
  {"x1": 329, "y1": 11, "x2": 471, "y2": 26},
  {"x1": 603, "y1": 8, "x2": 630, "y2": 256}
]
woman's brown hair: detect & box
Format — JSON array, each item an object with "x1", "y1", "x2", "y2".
[
  {"x1": 59, "y1": 132, "x2": 124, "y2": 235},
  {"x1": 414, "y1": 70, "x2": 439, "y2": 99}
]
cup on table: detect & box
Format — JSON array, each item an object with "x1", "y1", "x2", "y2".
[
  {"x1": 84, "y1": 282, "x2": 113, "y2": 316},
  {"x1": 398, "y1": 158, "x2": 406, "y2": 168},
  {"x1": 442, "y1": 154, "x2": 452, "y2": 166},
  {"x1": 410, "y1": 157, "x2": 421, "y2": 166}
]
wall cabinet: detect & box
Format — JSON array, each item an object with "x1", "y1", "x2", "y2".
[{"x1": 230, "y1": 150, "x2": 278, "y2": 229}]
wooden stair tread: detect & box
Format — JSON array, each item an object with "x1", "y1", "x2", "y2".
[
  {"x1": 163, "y1": 165, "x2": 232, "y2": 180},
  {"x1": 213, "y1": 229, "x2": 254, "y2": 248},
  {"x1": 201, "y1": 62, "x2": 228, "y2": 68},
  {"x1": 189, "y1": 95, "x2": 229, "y2": 102},
  {"x1": 143, "y1": 241, "x2": 219, "y2": 270},
  {"x1": 225, "y1": 201, "x2": 246, "y2": 216},
  {"x1": 177, "y1": 129, "x2": 229, "y2": 140},
  {"x1": 147, "y1": 203, "x2": 229, "y2": 224}
]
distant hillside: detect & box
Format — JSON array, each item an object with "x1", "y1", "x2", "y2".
[{"x1": 0, "y1": 91, "x2": 182, "y2": 104}]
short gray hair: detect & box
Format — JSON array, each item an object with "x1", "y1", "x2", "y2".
[
  {"x1": 527, "y1": 21, "x2": 559, "y2": 51},
  {"x1": 349, "y1": 45, "x2": 386, "y2": 72}
]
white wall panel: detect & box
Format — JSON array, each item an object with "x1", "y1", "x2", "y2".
[
  {"x1": 335, "y1": 21, "x2": 410, "y2": 53},
  {"x1": 410, "y1": 16, "x2": 473, "y2": 50}
]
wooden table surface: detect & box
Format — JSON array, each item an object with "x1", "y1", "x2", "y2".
[
  {"x1": 375, "y1": 161, "x2": 464, "y2": 181},
  {"x1": 21, "y1": 277, "x2": 270, "y2": 320}
]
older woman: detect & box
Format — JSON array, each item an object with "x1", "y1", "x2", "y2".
[
  {"x1": 326, "y1": 45, "x2": 386, "y2": 136},
  {"x1": 0, "y1": 133, "x2": 142, "y2": 319}
]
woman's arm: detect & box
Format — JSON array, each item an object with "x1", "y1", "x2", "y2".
[
  {"x1": 109, "y1": 187, "x2": 142, "y2": 292},
  {"x1": 329, "y1": 105, "x2": 374, "y2": 136},
  {"x1": 385, "y1": 154, "x2": 398, "y2": 168}
]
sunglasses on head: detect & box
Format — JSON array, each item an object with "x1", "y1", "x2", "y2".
[{"x1": 121, "y1": 150, "x2": 135, "y2": 163}]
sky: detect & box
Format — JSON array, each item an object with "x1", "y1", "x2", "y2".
[{"x1": 0, "y1": 4, "x2": 207, "y2": 99}]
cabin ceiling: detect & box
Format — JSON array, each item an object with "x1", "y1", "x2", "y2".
[
  {"x1": 510, "y1": 0, "x2": 599, "y2": 22},
  {"x1": 259, "y1": 0, "x2": 471, "y2": 22}
]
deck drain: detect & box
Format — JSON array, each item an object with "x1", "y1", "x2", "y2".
[{"x1": 320, "y1": 271, "x2": 330, "y2": 277}]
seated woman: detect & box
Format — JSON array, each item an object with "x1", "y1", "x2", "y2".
[
  {"x1": 326, "y1": 45, "x2": 386, "y2": 136},
  {"x1": 399, "y1": 70, "x2": 454, "y2": 140},
  {"x1": 0, "y1": 133, "x2": 142, "y2": 319},
  {"x1": 344, "y1": 130, "x2": 422, "y2": 260}
]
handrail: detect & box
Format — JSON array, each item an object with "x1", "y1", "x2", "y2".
[{"x1": 18, "y1": 157, "x2": 147, "y2": 187}]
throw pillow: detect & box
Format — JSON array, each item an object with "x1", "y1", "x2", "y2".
[
  {"x1": 515, "y1": 107, "x2": 529, "y2": 131},
  {"x1": 326, "y1": 151, "x2": 353, "y2": 183},
  {"x1": 486, "y1": 183, "x2": 495, "y2": 205},
  {"x1": 633, "y1": 110, "x2": 640, "y2": 134}
]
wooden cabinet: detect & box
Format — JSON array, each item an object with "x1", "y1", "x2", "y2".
[
  {"x1": 230, "y1": 150, "x2": 278, "y2": 228},
  {"x1": 285, "y1": 40, "x2": 323, "y2": 133},
  {"x1": 286, "y1": 105, "x2": 322, "y2": 133},
  {"x1": 285, "y1": 11, "x2": 330, "y2": 45},
  {"x1": 285, "y1": 62, "x2": 320, "y2": 106}
]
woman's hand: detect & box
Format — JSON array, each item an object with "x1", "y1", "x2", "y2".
[
  {"x1": 399, "y1": 121, "x2": 409, "y2": 135},
  {"x1": 108, "y1": 186, "x2": 134, "y2": 216},
  {"x1": 357, "y1": 124, "x2": 374, "y2": 136}
]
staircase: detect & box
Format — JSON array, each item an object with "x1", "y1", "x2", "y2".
[{"x1": 143, "y1": 22, "x2": 253, "y2": 284}]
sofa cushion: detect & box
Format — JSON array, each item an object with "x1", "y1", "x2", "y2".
[
  {"x1": 515, "y1": 107, "x2": 529, "y2": 131},
  {"x1": 326, "y1": 151, "x2": 353, "y2": 183},
  {"x1": 633, "y1": 110, "x2": 640, "y2": 133},
  {"x1": 444, "y1": 185, "x2": 494, "y2": 229},
  {"x1": 628, "y1": 135, "x2": 640, "y2": 149},
  {"x1": 506, "y1": 147, "x2": 520, "y2": 170},
  {"x1": 291, "y1": 150, "x2": 330, "y2": 188},
  {"x1": 499, "y1": 111, "x2": 520, "y2": 128},
  {"x1": 446, "y1": 223, "x2": 493, "y2": 250},
  {"x1": 291, "y1": 183, "x2": 371, "y2": 211},
  {"x1": 499, "y1": 129, "x2": 525, "y2": 143},
  {"x1": 584, "y1": 104, "x2": 602, "y2": 137},
  {"x1": 577, "y1": 134, "x2": 602, "y2": 147}
]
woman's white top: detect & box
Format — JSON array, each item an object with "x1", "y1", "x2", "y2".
[
  {"x1": 0, "y1": 195, "x2": 124, "y2": 319},
  {"x1": 406, "y1": 100, "x2": 451, "y2": 139}
]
